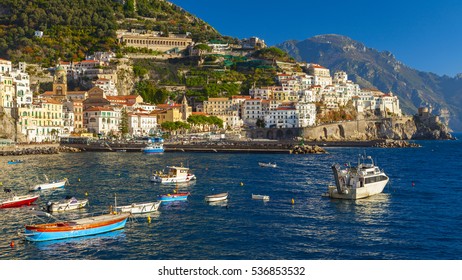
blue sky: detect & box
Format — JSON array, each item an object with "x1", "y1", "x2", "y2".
[{"x1": 169, "y1": 0, "x2": 462, "y2": 77}]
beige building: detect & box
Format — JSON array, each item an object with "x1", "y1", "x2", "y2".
[{"x1": 117, "y1": 30, "x2": 192, "y2": 52}]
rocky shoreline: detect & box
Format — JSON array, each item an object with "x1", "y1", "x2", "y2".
[{"x1": 0, "y1": 145, "x2": 80, "y2": 156}]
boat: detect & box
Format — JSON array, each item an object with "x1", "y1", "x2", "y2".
[
  {"x1": 158, "y1": 192, "x2": 190, "y2": 202},
  {"x1": 142, "y1": 137, "x2": 164, "y2": 153},
  {"x1": 205, "y1": 192, "x2": 228, "y2": 203},
  {"x1": 0, "y1": 194, "x2": 40, "y2": 208},
  {"x1": 46, "y1": 197, "x2": 89, "y2": 213},
  {"x1": 29, "y1": 176, "x2": 68, "y2": 191},
  {"x1": 7, "y1": 159, "x2": 24, "y2": 164},
  {"x1": 324, "y1": 154, "x2": 389, "y2": 199},
  {"x1": 24, "y1": 212, "x2": 130, "y2": 242},
  {"x1": 150, "y1": 165, "x2": 196, "y2": 184},
  {"x1": 258, "y1": 162, "x2": 277, "y2": 168},
  {"x1": 115, "y1": 201, "x2": 161, "y2": 214},
  {"x1": 252, "y1": 194, "x2": 270, "y2": 201}
]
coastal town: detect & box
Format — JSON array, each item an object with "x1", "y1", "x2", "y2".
[{"x1": 0, "y1": 32, "x2": 405, "y2": 147}]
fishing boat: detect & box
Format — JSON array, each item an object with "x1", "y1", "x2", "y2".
[
  {"x1": 151, "y1": 165, "x2": 196, "y2": 184},
  {"x1": 205, "y1": 192, "x2": 228, "y2": 203},
  {"x1": 158, "y1": 192, "x2": 190, "y2": 202},
  {"x1": 324, "y1": 154, "x2": 389, "y2": 199},
  {"x1": 115, "y1": 201, "x2": 161, "y2": 214},
  {"x1": 24, "y1": 212, "x2": 130, "y2": 242},
  {"x1": 258, "y1": 162, "x2": 277, "y2": 168},
  {"x1": 142, "y1": 137, "x2": 164, "y2": 153},
  {"x1": 252, "y1": 194, "x2": 270, "y2": 201},
  {"x1": 0, "y1": 194, "x2": 40, "y2": 208},
  {"x1": 7, "y1": 159, "x2": 24, "y2": 164},
  {"x1": 29, "y1": 176, "x2": 68, "y2": 191},
  {"x1": 46, "y1": 197, "x2": 89, "y2": 213}
]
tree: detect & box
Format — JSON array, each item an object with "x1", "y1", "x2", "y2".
[
  {"x1": 119, "y1": 108, "x2": 129, "y2": 137},
  {"x1": 256, "y1": 118, "x2": 266, "y2": 128}
]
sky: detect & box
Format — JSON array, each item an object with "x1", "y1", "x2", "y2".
[{"x1": 169, "y1": 0, "x2": 462, "y2": 77}]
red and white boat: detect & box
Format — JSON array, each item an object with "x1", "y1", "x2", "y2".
[{"x1": 0, "y1": 194, "x2": 40, "y2": 209}]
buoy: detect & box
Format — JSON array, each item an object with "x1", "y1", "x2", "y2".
[
  {"x1": 10, "y1": 241, "x2": 14, "y2": 248},
  {"x1": 85, "y1": 192, "x2": 88, "y2": 196},
  {"x1": 147, "y1": 216, "x2": 151, "y2": 224},
  {"x1": 78, "y1": 178, "x2": 81, "y2": 182},
  {"x1": 291, "y1": 198, "x2": 295, "y2": 205},
  {"x1": 412, "y1": 181, "x2": 415, "y2": 187},
  {"x1": 240, "y1": 182, "x2": 244, "y2": 186},
  {"x1": 0, "y1": 182, "x2": 3, "y2": 186}
]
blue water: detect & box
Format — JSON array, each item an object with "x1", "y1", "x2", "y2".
[{"x1": 1, "y1": 135, "x2": 461, "y2": 260}]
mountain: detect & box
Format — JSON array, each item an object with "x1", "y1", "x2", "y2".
[{"x1": 276, "y1": 34, "x2": 462, "y2": 130}]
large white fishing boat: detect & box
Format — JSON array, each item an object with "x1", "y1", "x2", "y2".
[
  {"x1": 324, "y1": 154, "x2": 389, "y2": 199},
  {"x1": 150, "y1": 165, "x2": 196, "y2": 184}
]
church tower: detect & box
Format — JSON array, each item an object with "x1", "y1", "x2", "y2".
[
  {"x1": 181, "y1": 94, "x2": 191, "y2": 121},
  {"x1": 52, "y1": 65, "x2": 67, "y2": 96}
]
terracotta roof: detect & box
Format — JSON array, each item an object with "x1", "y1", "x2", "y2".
[{"x1": 192, "y1": 112, "x2": 208, "y2": 116}]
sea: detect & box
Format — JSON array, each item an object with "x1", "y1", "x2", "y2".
[{"x1": 1, "y1": 134, "x2": 461, "y2": 261}]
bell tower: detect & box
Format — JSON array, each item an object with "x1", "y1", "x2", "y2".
[{"x1": 52, "y1": 65, "x2": 67, "y2": 96}]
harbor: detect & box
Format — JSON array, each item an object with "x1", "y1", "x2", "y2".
[{"x1": 1, "y1": 137, "x2": 461, "y2": 260}]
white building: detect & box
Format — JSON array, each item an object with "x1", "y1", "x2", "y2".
[
  {"x1": 128, "y1": 111, "x2": 158, "y2": 136},
  {"x1": 242, "y1": 99, "x2": 263, "y2": 126},
  {"x1": 94, "y1": 78, "x2": 118, "y2": 96},
  {"x1": 84, "y1": 106, "x2": 121, "y2": 136}
]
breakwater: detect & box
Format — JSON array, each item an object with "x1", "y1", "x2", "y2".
[{"x1": 0, "y1": 144, "x2": 80, "y2": 156}]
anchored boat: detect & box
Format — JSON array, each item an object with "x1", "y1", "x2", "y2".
[
  {"x1": 46, "y1": 197, "x2": 89, "y2": 213},
  {"x1": 29, "y1": 176, "x2": 68, "y2": 191},
  {"x1": 151, "y1": 165, "x2": 196, "y2": 184},
  {"x1": 0, "y1": 194, "x2": 40, "y2": 208},
  {"x1": 116, "y1": 201, "x2": 161, "y2": 214},
  {"x1": 324, "y1": 154, "x2": 389, "y2": 199},
  {"x1": 24, "y1": 212, "x2": 130, "y2": 242},
  {"x1": 205, "y1": 192, "x2": 228, "y2": 203}
]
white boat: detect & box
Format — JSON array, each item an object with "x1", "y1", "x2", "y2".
[
  {"x1": 252, "y1": 194, "x2": 270, "y2": 201},
  {"x1": 29, "y1": 177, "x2": 68, "y2": 191},
  {"x1": 142, "y1": 137, "x2": 164, "y2": 153},
  {"x1": 116, "y1": 201, "x2": 161, "y2": 214},
  {"x1": 46, "y1": 197, "x2": 89, "y2": 212},
  {"x1": 205, "y1": 192, "x2": 228, "y2": 202},
  {"x1": 150, "y1": 165, "x2": 196, "y2": 184},
  {"x1": 324, "y1": 154, "x2": 389, "y2": 199},
  {"x1": 258, "y1": 162, "x2": 277, "y2": 168}
]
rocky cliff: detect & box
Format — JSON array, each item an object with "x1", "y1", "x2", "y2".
[
  {"x1": 302, "y1": 115, "x2": 453, "y2": 141},
  {"x1": 0, "y1": 109, "x2": 25, "y2": 142}
]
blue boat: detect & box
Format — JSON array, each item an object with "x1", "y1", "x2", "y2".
[
  {"x1": 8, "y1": 159, "x2": 24, "y2": 164},
  {"x1": 142, "y1": 137, "x2": 164, "y2": 153},
  {"x1": 24, "y1": 213, "x2": 130, "y2": 242},
  {"x1": 158, "y1": 192, "x2": 190, "y2": 202}
]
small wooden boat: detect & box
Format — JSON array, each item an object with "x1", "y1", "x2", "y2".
[
  {"x1": 24, "y1": 212, "x2": 131, "y2": 242},
  {"x1": 0, "y1": 194, "x2": 40, "y2": 208},
  {"x1": 252, "y1": 194, "x2": 270, "y2": 201},
  {"x1": 115, "y1": 201, "x2": 161, "y2": 214},
  {"x1": 258, "y1": 162, "x2": 277, "y2": 168},
  {"x1": 205, "y1": 192, "x2": 228, "y2": 203},
  {"x1": 158, "y1": 192, "x2": 190, "y2": 202},
  {"x1": 7, "y1": 159, "x2": 24, "y2": 165},
  {"x1": 46, "y1": 197, "x2": 89, "y2": 213},
  {"x1": 29, "y1": 178, "x2": 68, "y2": 191}
]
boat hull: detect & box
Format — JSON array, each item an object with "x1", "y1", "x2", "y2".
[
  {"x1": 0, "y1": 195, "x2": 40, "y2": 208},
  {"x1": 150, "y1": 174, "x2": 196, "y2": 184},
  {"x1": 325, "y1": 179, "x2": 388, "y2": 199},
  {"x1": 205, "y1": 193, "x2": 228, "y2": 202},
  {"x1": 143, "y1": 148, "x2": 164, "y2": 153},
  {"x1": 24, "y1": 213, "x2": 130, "y2": 242},
  {"x1": 158, "y1": 193, "x2": 189, "y2": 202},
  {"x1": 116, "y1": 201, "x2": 161, "y2": 214},
  {"x1": 30, "y1": 179, "x2": 67, "y2": 191},
  {"x1": 47, "y1": 199, "x2": 89, "y2": 212},
  {"x1": 252, "y1": 194, "x2": 270, "y2": 201}
]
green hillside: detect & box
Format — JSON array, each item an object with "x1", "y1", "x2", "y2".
[{"x1": 0, "y1": 0, "x2": 221, "y2": 66}]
